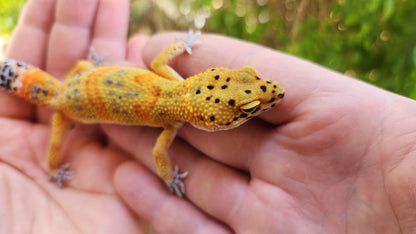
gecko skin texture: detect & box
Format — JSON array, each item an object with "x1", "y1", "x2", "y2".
[{"x1": 0, "y1": 32, "x2": 285, "y2": 197}]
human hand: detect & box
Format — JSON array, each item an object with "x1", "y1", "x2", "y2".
[
  {"x1": 106, "y1": 33, "x2": 416, "y2": 233},
  {"x1": 0, "y1": 0, "x2": 148, "y2": 233}
]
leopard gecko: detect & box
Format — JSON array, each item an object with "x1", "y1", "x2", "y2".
[{"x1": 0, "y1": 31, "x2": 285, "y2": 197}]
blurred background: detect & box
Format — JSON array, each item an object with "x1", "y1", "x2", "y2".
[{"x1": 1, "y1": 0, "x2": 416, "y2": 98}]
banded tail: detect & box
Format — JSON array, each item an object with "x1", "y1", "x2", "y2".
[{"x1": 0, "y1": 59, "x2": 61, "y2": 108}]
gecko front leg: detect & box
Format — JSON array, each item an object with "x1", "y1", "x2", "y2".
[
  {"x1": 150, "y1": 30, "x2": 200, "y2": 81},
  {"x1": 153, "y1": 122, "x2": 188, "y2": 197}
]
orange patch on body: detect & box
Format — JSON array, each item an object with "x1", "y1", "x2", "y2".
[{"x1": 85, "y1": 69, "x2": 113, "y2": 121}]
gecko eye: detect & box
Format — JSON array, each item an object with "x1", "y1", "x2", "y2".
[{"x1": 240, "y1": 100, "x2": 260, "y2": 113}]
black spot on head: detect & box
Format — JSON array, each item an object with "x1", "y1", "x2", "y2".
[
  {"x1": 245, "y1": 90, "x2": 251, "y2": 94},
  {"x1": 215, "y1": 98, "x2": 220, "y2": 103},
  {"x1": 221, "y1": 85, "x2": 228, "y2": 89},
  {"x1": 206, "y1": 96, "x2": 211, "y2": 101},
  {"x1": 207, "y1": 85, "x2": 214, "y2": 90},
  {"x1": 267, "y1": 97, "x2": 275, "y2": 103},
  {"x1": 196, "y1": 89, "x2": 201, "y2": 94},
  {"x1": 225, "y1": 122, "x2": 231, "y2": 126},
  {"x1": 271, "y1": 104, "x2": 276, "y2": 107},
  {"x1": 267, "y1": 80, "x2": 272, "y2": 84},
  {"x1": 273, "y1": 85, "x2": 277, "y2": 89},
  {"x1": 214, "y1": 75, "x2": 220, "y2": 80},
  {"x1": 226, "y1": 77, "x2": 231, "y2": 82},
  {"x1": 233, "y1": 117, "x2": 239, "y2": 121},
  {"x1": 256, "y1": 76, "x2": 260, "y2": 80},
  {"x1": 200, "y1": 116, "x2": 204, "y2": 121},
  {"x1": 228, "y1": 99, "x2": 235, "y2": 106},
  {"x1": 240, "y1": 113, "x2": 248, "y2": 118},
  {"x1": 210, "y1": 116, "x2": 215, "y2": 121},
  {"x1": 211, "y1": 68, "x2": 215, "y2": 71},
  {"x1": 260, "y1": 85, "x2": 267, "y2": 92},
  {"x1": 272, "y1": 90, "x2": 276, "y2": 94}
]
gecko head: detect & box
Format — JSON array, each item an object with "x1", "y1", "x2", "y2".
[{"x1": 185, "y1": 66, "x2": 285, "y2": 131}]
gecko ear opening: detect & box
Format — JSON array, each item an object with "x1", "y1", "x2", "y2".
[
  {"x1": 240, "y1": 66, "x2": 258, "y2": 77},
  {"x1": 240, "y1": 100, "x2": 260, "y2": 113}
]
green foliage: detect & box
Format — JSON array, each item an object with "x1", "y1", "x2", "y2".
[
  {"x1": 2, "y1": 0, "x2": 416, "y2": 98},
  {"x1": 288, "y1": 0, "x2": 416, "y2": 97},
  {"x1": 0, "y1": 0, "x2": 26, "y2": 35},
  {"x1": 202, "y1": 0, "x2": 416, "y2": 98}
]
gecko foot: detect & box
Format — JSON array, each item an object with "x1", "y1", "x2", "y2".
[
  {"x1": 87, "y1": 46, "x2": 107, "y2": 66},
  {"x1": 167, "y1": 165, "x2": 189, "y2": 198},
  {"x1": 176, "y1": 29, "x2": 201, "y2": 55},
  {"x1": 49, "y1": 163, "x2": 75, "y2": 188}
]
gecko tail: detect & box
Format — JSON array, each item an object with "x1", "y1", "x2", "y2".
[{"x1": 0, "y1": 59, "x2": 61, "y2": 109}]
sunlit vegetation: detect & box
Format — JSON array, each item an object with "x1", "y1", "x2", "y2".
[{"x1": 2, "y1": 0, "x2": 416, "y2": 98}]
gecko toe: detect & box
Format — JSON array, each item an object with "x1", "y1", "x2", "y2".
[
  {"x1": 175, "y1": 29, "x2": 201, "y2": 55},
  {"x1": 167, "y1": 165, "x2": 188, "y2": 198},
  {"x1": 87, "y1": 46, "x2": 108, "y2": 66},
  {"x1": 49, "y1": 163, "x2": 75, "y2": 187}
]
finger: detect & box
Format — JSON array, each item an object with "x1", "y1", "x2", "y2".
[
  {"x1": 1, "y1": 0, "x2": 57, "y2": 120},
  {"x1": 5, "y1": 0, "x2": 56, "y2": 66},
  {"x1": 142, "y1": 32, "x2": 348, "y2": 125},
  {"x1": 127, "y1": 34, "x2": 150, "y2": 67},
  {"x1": 114, "y1": 162, "x2": 230, "y2": 234},
  {"x1": 90, "y1": 0, "x2": 129, "y2": 62},
  {"x1": 103, "y1": 124, "x2": 254, "y2": 228},
  {"x1": 177, "y1": 119, "x2": 278, "y2": 170},
  {"x1": 47, "y1": 0, "x2": 100, "y2": 78},
  {"x1": 61, "y1": 127, "x2": 130, "y2": 193}
]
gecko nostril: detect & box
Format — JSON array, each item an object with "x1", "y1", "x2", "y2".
[{"x1": 277, "y1": 92, "x2": 285, "y2": 99}]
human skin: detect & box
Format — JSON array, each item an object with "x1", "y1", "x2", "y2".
[
  {"x1": 2, "y1": 0, "x2": 416, "y2": 233},
  {"x1": 109, "y1": 33, "x2": 416, "y2": 233},
  {"x1": 0, "y1": 0, "x2": 146, "y2": 233}
]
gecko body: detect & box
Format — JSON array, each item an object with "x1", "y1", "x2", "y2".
[{"x1": 0, "y1": 32, "x2": 285, "y2": 197}]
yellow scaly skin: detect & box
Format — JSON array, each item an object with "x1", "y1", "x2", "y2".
[{"x1": 0, "y1": 31, "x2": 285, "y2": 197}]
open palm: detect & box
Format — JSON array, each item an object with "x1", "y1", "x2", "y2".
[
  {"x1": 2, "y1": 0, "x2": 416, "y2": 233},
  {"x1": 0, "y1": 0, "x2": 147, "y2": 233},
  {"x1": 106, "y1": 34, "x2": 416, "y2": 233}
]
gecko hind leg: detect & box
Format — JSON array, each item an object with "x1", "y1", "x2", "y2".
[{"x1": 48, "y1": 111, "x2": 74, "y2": 187}]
